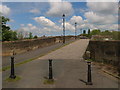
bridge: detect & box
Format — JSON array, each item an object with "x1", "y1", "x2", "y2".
[{"x1": 2, "y1": 39, "x2": 119, "y2": 88}]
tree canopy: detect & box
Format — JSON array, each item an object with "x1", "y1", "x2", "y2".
[
  {"x1": 1, "y1": 16, "x2": 18, "y2": 41},
  {"x1": 81, "y1": 29, "x2": 120, "y2": 40}
]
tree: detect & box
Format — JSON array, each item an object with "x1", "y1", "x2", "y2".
[
  {"x1": 100, "y1": 30, "x2": 112, "y2": 36},
  {"x1": 18, "y1": 32, "x2": 23, "y2": 40},
  {"x1": 90, "y1": 29, "x2": 101, "y2": 36},
  {"x1": 34, "y1": 35, "x2": 38, "y2": 39},
  {"x1": 112, "y1": 31, "x2": 120, "y2": 40},
  {"x1": 88, "y1": 29, "x2": 91, "y2": 38},
  {"x1": 1, "y1": 16, "x2": 18, "y2": 41},
  {"x1": 29, "y1": 32, "x2": 33, "y2": 39},
  {"x1": 1, "y1": 16, "x2": 10, "y2": 41},
  {"x1": 83, "y1": 30, "x2": 86, "y2": 34},
  {"x1": 12, "y1": 31, "x2": 18, "y2": 40},
  {"x1": 88, "y1": 29, "x2": 90, "y2": 35}
]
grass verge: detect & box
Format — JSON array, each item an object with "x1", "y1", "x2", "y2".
[
  {"x1": 5, "y1": 76, "x2": 21, "y2": 82},
  {"x1": 2, "y1": 40, "x2": 76, "y2": 72},
  {"x1": 85, "y1": 59, "x2": 93, "y2": 62},
  {"x1": 43, "y1": 79, "x2": 55, "y2": 85}
]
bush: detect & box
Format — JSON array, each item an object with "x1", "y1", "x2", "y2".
[{"x1": 34, "y1": 35, "x2": 38, "y2": 39}]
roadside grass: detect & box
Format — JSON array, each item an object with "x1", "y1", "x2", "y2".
[
  {"x1": 85, "y1": 59, "x2": 93, "y2": 62},
  {"x1": 2, "y1": 40, "x2": 76, "y2": 72},
  {"x1": 2, "y1": 66, "x2": 11, "y2": 71},
  {"x1": 5, "y1": 76, "x2": 21, "y2": 82},
  {"x1": 43, "y1": 79, "x2": 55, "y2": 85}
]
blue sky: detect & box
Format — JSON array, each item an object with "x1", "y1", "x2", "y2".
[
  {"x1": 1, "y1": 1, "x2": 118, "y2": 36},
  {"x1": 3, "y1": 2, "x2": 86, "y2": 29}
]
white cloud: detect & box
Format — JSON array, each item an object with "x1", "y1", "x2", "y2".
[
  {"x1": 85, "y1": 2, "x2": 118, "y2": 25},
  {"x1": 9, "y1": 19, "x2": 15, "y2": 22},
  {"x1": 17, "y1": 23, "x2": 40, "y2": 36},
  {"x1": 69, "y1": 16, "x2": 83, "y2": 25},
  {"x1": 29, "y1": 8, "x2": 40, "y2": 14},
  {"x1": 17, "y1": 2, "x2": 119, "y2": 36},
  {"x1": 82, "y1": 2, "x2": 118, "y2": 31},
  {"x1": 34, "y1": 16, "x2": 55, "y2": 27},
  {"x1": 87, "y1": 2, "x2": 118, "y2": 15},
  {"x1": 86, "y1": 0, "x2": 118, "y2": 2},
  {"x1": 46, "y1": 2, "x2": 74, "y2": 17},
  {"x1": 0, "y1": 5, "x2": 11, "y2": 16},
  {"x1": 94, "y1": 24, "x2": 118, "y2": 30},
  {"x1": 65, "y1": 22, "x2": 75, "y2": 31},
  {"x1": 27, "y1": 23, "x2": 33, "y2": 27},
  {"x1": 84, "y1": 11, "x2": 117, "y2": 24},
  {"x1": 20, "y1": 24, "x2": 25, "y2": 27},
  {"x1": 33, "y1": 16, "x2": 63, "y2": 35},
  {"x1": 79, "y1": 8, "x2": 89, "y2": 13}
]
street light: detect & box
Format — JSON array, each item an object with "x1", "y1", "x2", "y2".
[
  {"x1": 62, "y1": 14, "x2": 65, "y2": 43},
  {"x1": 75, "y1": 22, "x2": 77, "y2": 39}
]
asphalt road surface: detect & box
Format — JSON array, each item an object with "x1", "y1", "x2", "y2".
[
  {"x1": 2, "y1": 39, "x2": 119, "y2": 88},
  {"x1": 2, "y1": 39, "x2": 75, "y2": 67}
]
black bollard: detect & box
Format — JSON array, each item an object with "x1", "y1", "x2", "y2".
[
  {"x1": 9, "y1": 56, "x2": 16, "y2": 79},
  {"x1": 86, "y1": 61, "x2": 93, "y2": 85},
  {"x1": 49, "y1": 59, "x2": 53, "y2": 80}
]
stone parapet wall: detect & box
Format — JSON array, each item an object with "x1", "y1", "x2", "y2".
[
  {"x1": 86, "y1": 40, "x2": 120, "y2": 66},
  {"x1": 2, "y1": 36, "x2": 74, "y2": 56}
]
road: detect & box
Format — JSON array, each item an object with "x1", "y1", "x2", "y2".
[
  {"x1": 39, "y1": 39, "x2": 89, "y2": 60},
  {"x1": 2, "y1": 39, "x2": 119, "y2": 88},
  {"x1": 2, "y1": 39, "x2": 75, "y2": 67}
]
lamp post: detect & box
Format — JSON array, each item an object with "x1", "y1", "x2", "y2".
[
  {"x1": 62, "y1": 14, "x2": 65, "y2": 43},
  {"x1": 75, "y1": 22, "x2": 77, "y2": 39}
]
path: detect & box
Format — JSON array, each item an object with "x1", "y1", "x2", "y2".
[
  {"x1": 2, "y1": 39, "x2": 119, "y2": 88},
  {"x1": 2, "y1": 39, "x2": 75, "y2": 67}
]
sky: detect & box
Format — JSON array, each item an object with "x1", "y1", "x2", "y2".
[{"x1": 0, "y1": 1, "x2": 119, "y2": 36}]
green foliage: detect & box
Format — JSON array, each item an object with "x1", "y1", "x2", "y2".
[
  {"x1": 83, "y1": 30, "x2": 86, "y2": 34},
  {"x1": 87, "y1": 29, "x2": 91, "y2": 38},
  {"x1": 44, "y1": 79, "x2": 55, "y2": 84},
  {"x1": 100, "y1": 30, "x2": 111, "y2": 36},
  {"x1": 1, "y1": 16, "x2": 18, "y2": 41},
  {"x1": 29, "y1": 32, "x2": 33, "y2": 39},
  {"x1": 111, "y1": 31, "x2": 120, "y2": 40},
  {"x1": 2, "y1": 30, "x2": 18, "y2": 41},
  {"x1": 18, "y1": 32, "x2": 23, "y2": 40},
  {"x1": 34, "y1": 35, "x2": 38, "y2": 39},
  {"x1": 5, "y1": 76, "x2": 21, "y2": 82},
  {"x1": 81, "y1": 34, "x2": 89, "y2": 37},
  {"x1": 90, "y1": 29, "x2": 101, "y2": 36},
  {"x1": 88, "y1": 29, "x2": 120, "y2": 40},
  {"x1": 88, "y1": 29, "x2": 90, "y2": 35}
]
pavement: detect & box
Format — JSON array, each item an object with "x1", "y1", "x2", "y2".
[
  {"x1": 2, "y1": 39, "x2": 75, "y2": 67},
  {"x1": 2, "y1": 39, "x2": 119, "y2": 88}
]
